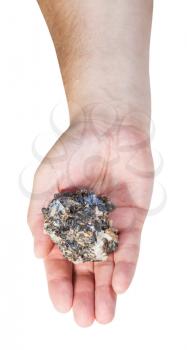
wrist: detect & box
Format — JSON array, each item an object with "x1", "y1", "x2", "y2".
[
  {"x1": 63, "y1": 55, "x2": 151, "y2": 134},
  {"x1": 68, "y1": 98, "x2": 151, "y2": 136}
]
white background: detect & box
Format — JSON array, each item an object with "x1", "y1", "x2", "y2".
[{"x1": 0, "y1": 0, "x2": 187, "y2": 349}]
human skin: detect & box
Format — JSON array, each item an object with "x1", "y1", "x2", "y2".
[{"x1": 27, "y1": 0, "x2": 154, "y2": 327}]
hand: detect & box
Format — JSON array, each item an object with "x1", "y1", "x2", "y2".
[{"x1": 27, "y1": 112, "x2": 154, "y2": 327}]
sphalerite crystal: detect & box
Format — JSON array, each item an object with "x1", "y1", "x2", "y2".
[{"x1": 42, "y1": 188, "x2": 119, "y2": 263}]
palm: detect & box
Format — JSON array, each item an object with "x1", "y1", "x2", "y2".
[{"x1": 28, "y1": 119, "x2": 154, "y2": 326}]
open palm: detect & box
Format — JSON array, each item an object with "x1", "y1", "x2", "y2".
[{"x1": 28, "y1": 116, "x2": 154, "y2": 326}]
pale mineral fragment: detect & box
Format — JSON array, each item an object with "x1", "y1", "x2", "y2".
[{"x1": 42, "y1": 188, "x2": 118, "y2": 264}]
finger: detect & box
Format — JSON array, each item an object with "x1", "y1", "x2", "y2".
[
  {"x1": 73, "y1": 262, "x2": 95, "y2": 327},
  {"x1": 94, "y1": 254, "x2": 116, "y2": 324},
  {"x1": 113, "y1": 233, "x2": 139, "y2": 294},
  {"x1": 44, "y1": 245, "x2": 73, "y2": 313},
  {"x1": 27, "y1": 163, "x2": 58, "y2": 258},
  {"x1": 112, "y1": 207, "x2": 147, "y2": 294},
  {"x1": 28, "y1": 213, "x2": 54, "y2": 258}
]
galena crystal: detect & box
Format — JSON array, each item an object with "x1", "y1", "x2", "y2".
[{"x1": 42, "y1": 188, "x2": 119, "y2": 264}]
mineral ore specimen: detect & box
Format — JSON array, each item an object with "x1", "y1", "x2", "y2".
[{"x1": 42, "y1": 188, "x2": 119, "y2": 263}]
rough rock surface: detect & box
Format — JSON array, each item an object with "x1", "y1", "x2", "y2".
[{"x1": 42, "y1": 188, "x2": 118, "y2": 263}]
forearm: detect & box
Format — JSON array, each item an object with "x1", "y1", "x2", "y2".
[{"x1": 37, "y1": 0, "x2": 153, "y2": 126}]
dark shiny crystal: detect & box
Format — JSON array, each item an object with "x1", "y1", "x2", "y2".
[{"x1": 42, "y1": 188, "x2": 119, "y2": 263}]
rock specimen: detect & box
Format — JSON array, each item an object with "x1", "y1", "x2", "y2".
[{"x1": 42, "y1": 188, "x2": 118, "y2": 263}]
